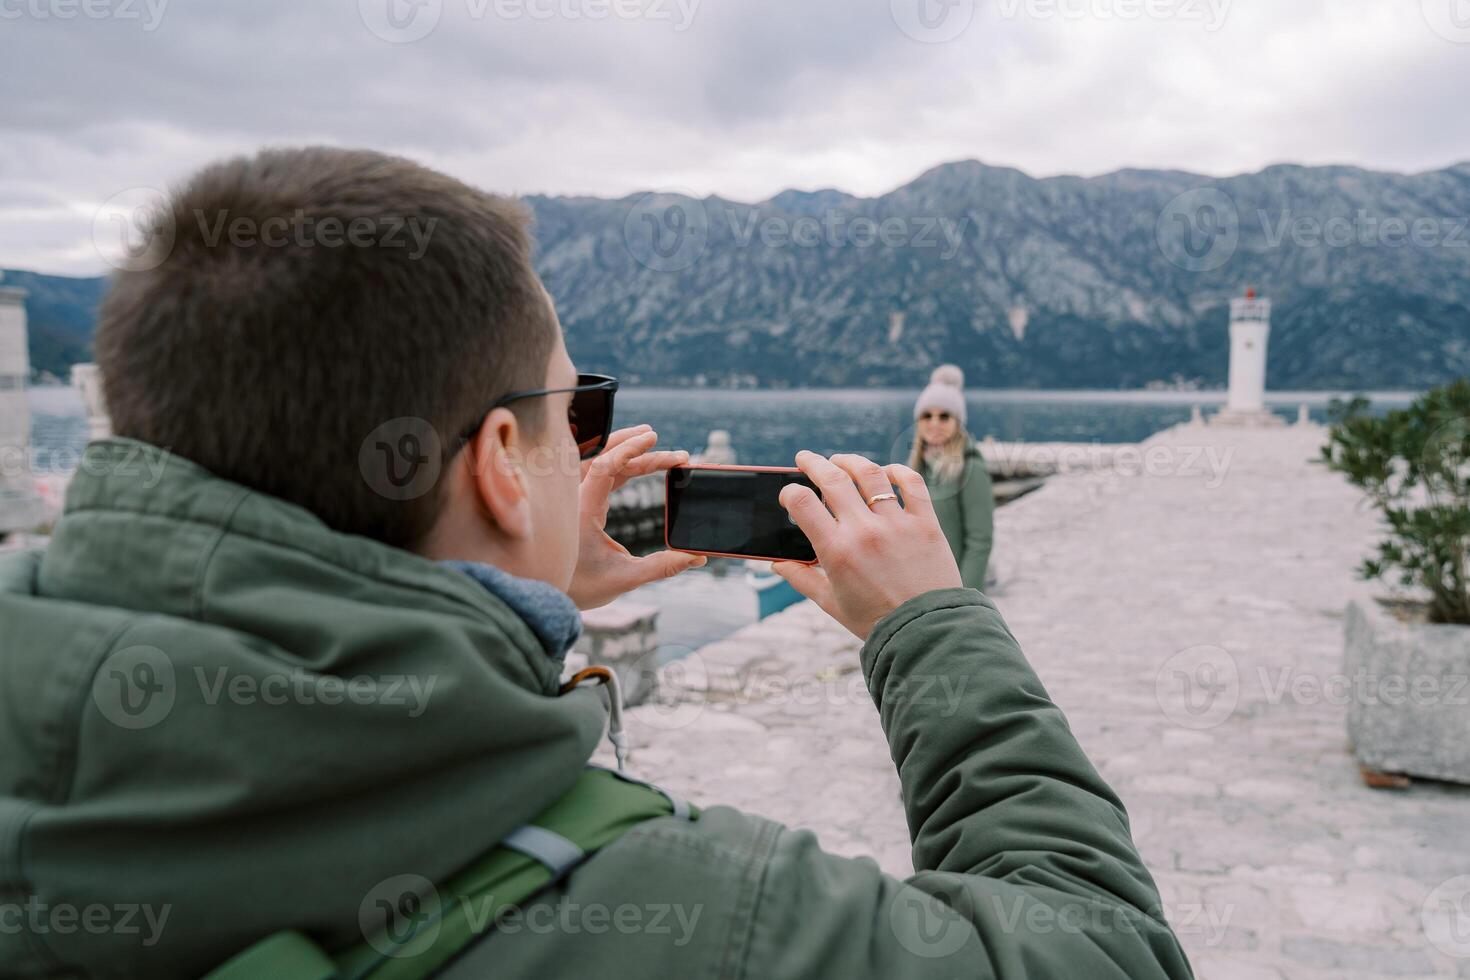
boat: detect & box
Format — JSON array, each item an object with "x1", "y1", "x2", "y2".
[{"x1": 746, "y1": 561, "x2": 805, "y2": 619}]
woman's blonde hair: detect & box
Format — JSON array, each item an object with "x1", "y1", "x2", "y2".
[{"x1": 908, "y1": 426, "x2": 969, "y2": 485}]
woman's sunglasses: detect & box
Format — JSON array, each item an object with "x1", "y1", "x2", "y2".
[
  {"x1": 461, "y1": 373, "x2": 619, "y2": 460},
  {"x1": 920, "y1": 411, "x2": 953, "y2": 422}
]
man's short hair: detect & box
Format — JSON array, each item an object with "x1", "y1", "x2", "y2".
[{"x1": 95, "y1": 146, "x2": 556, "y2": 549}]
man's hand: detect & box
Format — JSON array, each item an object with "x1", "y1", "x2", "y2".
[
  {"x1": 568, "y1": 426, "x2": 706, "y2": 610},
  {"x1": 772, "y1": 451, "x2": 962, "y2": 640}
]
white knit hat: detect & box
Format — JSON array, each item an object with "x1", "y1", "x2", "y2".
[{"x1": 914, "y1": 364, "x2": 967, "y2": 425}]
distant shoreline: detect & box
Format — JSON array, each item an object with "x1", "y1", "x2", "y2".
[
  {"x1": 26, "y1": 384, "x2": 1423, "y2": 404},
  {"x1": 617, "y1": 387, "x2": 1422, "y2": 405}
]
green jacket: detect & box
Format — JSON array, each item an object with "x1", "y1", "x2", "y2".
[
  {"x1": 922, "y1": 442, "x2": 996, "y2": 590},
  {"x1": 0, "y1": 439, "x2": 1191, "y2": 979}
]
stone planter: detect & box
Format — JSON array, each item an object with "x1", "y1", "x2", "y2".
[{"x1": 1344, "y1": 600, "x2": 1470, "y2": 786}]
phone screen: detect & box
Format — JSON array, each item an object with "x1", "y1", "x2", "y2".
[{"x1": 665, "y1": 467, "x2": 818, "y2": 563}]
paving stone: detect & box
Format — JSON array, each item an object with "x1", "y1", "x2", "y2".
[
  {"x1": 1190, "y1": 959, "x2": 1288, "y2": 980},
  {"x1": 1281, "y1": 936, "x2": 1436, "y2": 976},
  {"x1": 618, "y1": 424, "x2": 1470, "y2": 978},
  {"x1": 1290, "y1": 883, "x2": 1392, "y2": 933}
]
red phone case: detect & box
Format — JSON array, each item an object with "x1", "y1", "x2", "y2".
[{"x1": 664, "y1": 464, "x2": 820, "y2": 565}]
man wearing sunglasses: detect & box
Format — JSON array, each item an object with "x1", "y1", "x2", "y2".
[
  {"x1": 0, "y1": 148, "x2": 1189, "y2": 979},
  {"x1": 443, "y1": 366, "x2": 706, "y2": 610}
]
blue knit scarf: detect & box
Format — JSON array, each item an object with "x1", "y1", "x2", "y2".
[{"x1": 441, "y1": 560, "x2": 583, "y2": 660}]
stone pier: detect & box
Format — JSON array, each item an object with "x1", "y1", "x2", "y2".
[
  {"x1": 612, "y1": 422, "x2": 1470, "y2": 980},
  {"x1": 570, "y1": 601, "x2": 661, "y2": 707}
]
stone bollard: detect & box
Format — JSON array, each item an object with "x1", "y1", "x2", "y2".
[
  {"x1": 606, "y1": 473, "x2": 666, "y2": 552},
  {"x1": 1190, "y1": 405, "x2": 1204, "y2": 426},
  {"x1": 694, "y1": 430, "x2": 737, "y2": 465},
  {"x1": 573, "y1": 601, "x2": 660, "y2": 707},
  {"x1": 71, "y1": 363, "x2": 112, "y2": 440},
  {"x1": 1297, "y1": 404, "x2": 1311, "y2": 426}
]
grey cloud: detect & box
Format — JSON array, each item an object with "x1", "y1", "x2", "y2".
[{"x1": 2, "y1": 0, "x2": 1469, "y2": 276}]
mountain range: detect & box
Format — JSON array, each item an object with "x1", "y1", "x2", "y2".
[{"x1": 10, "y1": 158, "x2": 1470, "y2": 388}]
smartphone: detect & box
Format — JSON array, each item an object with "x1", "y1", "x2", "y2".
[{"x1": 665, "y1": 465, "x2": 819, "y2": 564}]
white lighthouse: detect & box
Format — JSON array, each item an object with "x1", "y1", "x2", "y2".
[
  {"x1": 0, "y1": 274, "x2": 44, "y2": 533},
  {"x1": 1212, "y1": 287, "x2": 1283, "y2": 427}
]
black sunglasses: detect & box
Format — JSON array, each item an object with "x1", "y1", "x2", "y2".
[
  {"x1": 920, "y1": 411, "x2": 953, "y2": 422},
  {"x1": 460, "y1": 373, "x2": 619, "y2": 461}
]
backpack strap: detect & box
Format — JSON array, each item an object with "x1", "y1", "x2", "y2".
[
  {"x1": 593, "y1": 763, "x2": 692, "y2": 821},
  {"x1": 205, "y1": 931, "x2": 336, "y2": 980},
  {"x1": 499, "y1": 825, "x2": 585, "y2": 879},
  {"x1": 204, "y1": 768, "x2": 695, "y2": 980}
]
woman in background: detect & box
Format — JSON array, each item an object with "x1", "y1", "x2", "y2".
[{"x1": 908, "y1": 365, "x2": 994, "y2": 591}]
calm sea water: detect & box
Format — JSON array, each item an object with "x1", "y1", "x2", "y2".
[
  {"x1": 617, "y1": 388, "x2": 1415, "y2": 464},
  {"x1": 29, "y1": 386, "x2": 1418, "y2": 466},
  {"x1": 25, "y1": 385, "x2": 1416, "y2": 657}
]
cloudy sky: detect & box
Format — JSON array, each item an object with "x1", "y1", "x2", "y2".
[{"x1": 2, "y1": 0, "x2": 1468, "y2": 275}]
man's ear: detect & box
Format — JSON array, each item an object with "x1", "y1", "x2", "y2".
[{"x1": 465, "y1": 407, "x2": 534, "y2": 541}]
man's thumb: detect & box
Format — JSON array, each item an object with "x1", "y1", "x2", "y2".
[{"x1": 640, "y1": 550, "x2": 707, "y2": 582}]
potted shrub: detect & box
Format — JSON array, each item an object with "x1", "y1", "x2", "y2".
[{"x1": 1321, "y1": 381, "x2": 1470, "y2": 787}]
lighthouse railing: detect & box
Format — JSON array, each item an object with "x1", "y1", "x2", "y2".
[{"x1": 1229, "y1": 297, "x2": 1272, "y2": 322}]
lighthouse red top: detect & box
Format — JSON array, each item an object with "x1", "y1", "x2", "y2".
[{"x1": 1246, "y1": 287, "x2": 1256, "y2": 300}]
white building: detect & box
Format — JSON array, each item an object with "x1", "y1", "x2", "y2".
[
  {"x1": 0, "y1": 275, "x2": 45, "y2": 533},
  {"x1": 1212, "y1": 288, "x2": 1284, "y2": 427}
]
